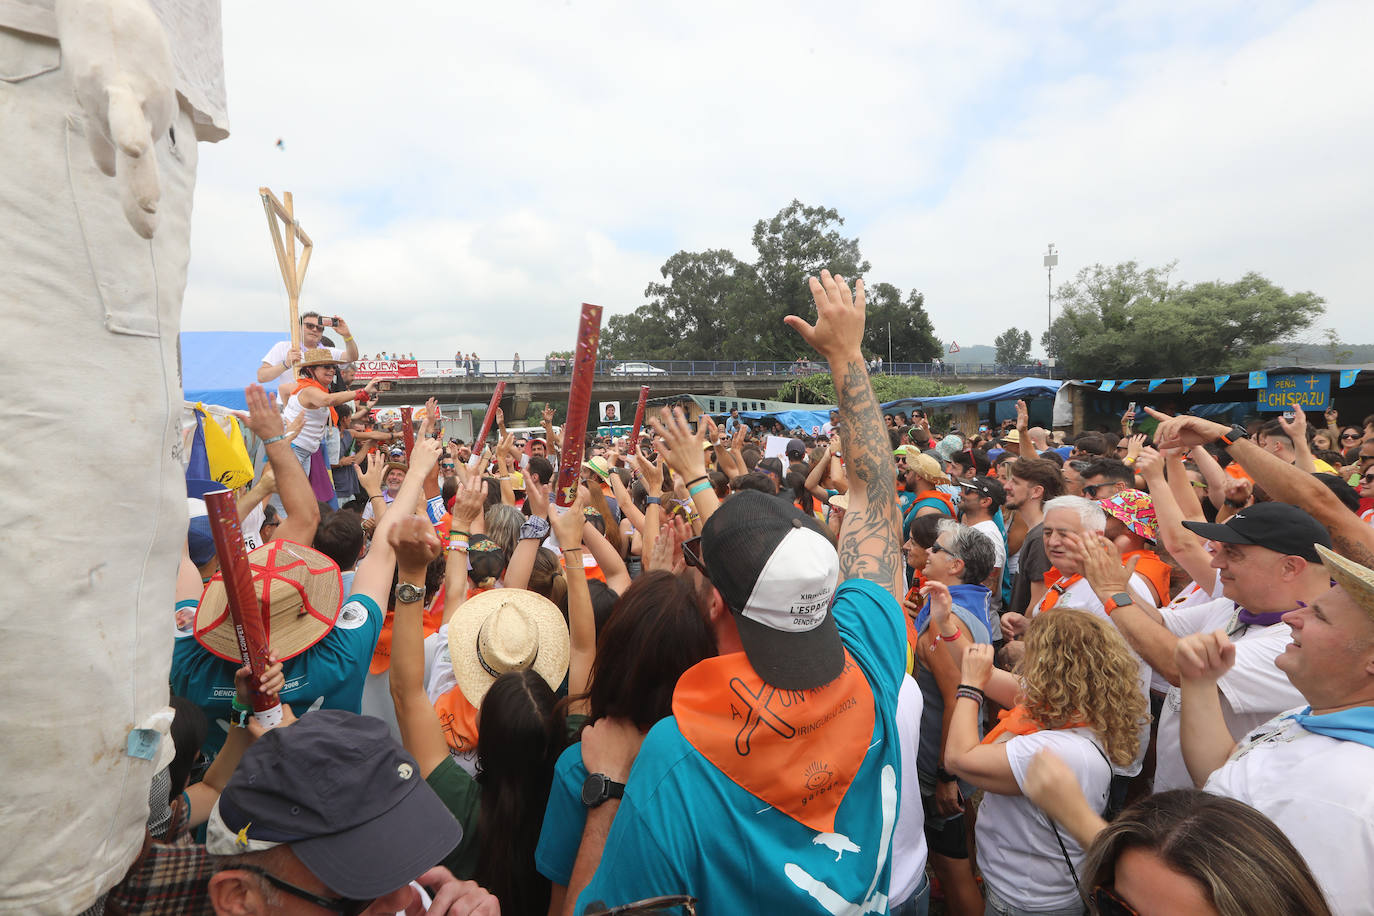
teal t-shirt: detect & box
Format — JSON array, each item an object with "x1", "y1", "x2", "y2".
[
  {"x1": 575, "y1": 579, "x2": 906, "y2": 916},
  {"x1": 536, "y1": 741, "x2": 591, "y2": 886},
  {"x1": 170, "y1": 593, "x2": 383, "y2": 757}
]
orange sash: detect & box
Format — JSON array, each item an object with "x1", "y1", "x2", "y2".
[
  {"x1": 369, "y1": 605, "x2": 444, "y2": 675},
  {"x1": 1122, "y1": 549, "x2": 1171, "y2": 605},
  {"x1": 981, "y1": 704, "x2": 1088, "y2": 746},
  {"x1": 673, "y1": 650, "x2": 874, "y2": 834},
  {"x1": 293, "y1": 377, "x2": 338, "y2": 424},
  {"x1": 433, "y1": 685, "x2": 481, "y2": 756},
  {"x1": 1039, "y1": 571, "x2": 1083, "y2": 613}
]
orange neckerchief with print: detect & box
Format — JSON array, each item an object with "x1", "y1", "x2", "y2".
[
  {"x1": 673, "y1": 650, "x2": 874, "y2": 834},
  {"x1": 293, "y1": 377, "x2": 338, "y2": 424},
  {"x1": 434, "y1": 685, "x2": 481, "y2": 757},
  {"x1": 982, "y1": 704, "x2": 1089, "y2": 746},
  {"x1": 369, "y1": 604, "x2": 445, "y2": 675},
  {"x1": 1039, "y1": 568, "x2": 1083, "y2": 614},
  {"x1": 1122, "y1": 549, "x2": 1171, "y2": 606},
  {"x1": 913, "y1": 489, "x2": 957, "y2": 519}
]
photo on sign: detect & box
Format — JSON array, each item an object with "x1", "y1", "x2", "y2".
[{"x1": 599, "y1": 401, "x2": 620, "y2": 424}]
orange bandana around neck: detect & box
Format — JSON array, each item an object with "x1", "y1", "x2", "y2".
[
  {"x1": 981, "y1": 704, "x2": 1089, "y2": 746},
  {"x1": 294, "y1": 377, "x2": 338, "y2": 424},
  {"x1": 673, "y1": 650, "x2": 874, "y2": 834},
  {"x1": 434, "y1": 685, "x2": 481, "y2": 757},
  {"x1": 1039, "y1": 570, "x2": 1083, "y2": 614}
]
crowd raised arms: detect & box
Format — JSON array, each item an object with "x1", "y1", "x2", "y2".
[{"x1": 57, "y1": 271, "x2": 1374, "y2": 916}]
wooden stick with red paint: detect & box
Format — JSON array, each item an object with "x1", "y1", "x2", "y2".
[
  {"x1": 474, "y1": 381, "x2": 507, "y2": 452},
  {"x1": 401, "y1": 407, "x2": 414, "y2": 460},
  {"x1": 555, "y1": 303, "x2": 604, "y2": 507},
  {"x1": 202, "y1": 490, "x2": 283, "y2": 727},
  {"x1": 629, "y1": 385, "x2": 650, "y2": 454}
]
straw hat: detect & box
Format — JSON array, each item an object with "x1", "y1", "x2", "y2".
[
  {"x1": 999, "y1": 429, "x2": 1022, "y2": 445},
  {"x1": 195, "y1": 540, "x2": 343, "y2": 663},
  {"x1": 582, "y1": 456, "x2": 611, "y2": 480},
  {"x1": 448, "y1": 588, "x2": 570, "y2": 707},
  {"x1": 828, "y1": 492, "x2": 850, "y2": 511},
  {"x1": 1316, "y1": 544, "x2": 1374, "y2": 623},
  {"x1": 298, "y1": 348, "x2": 345, "y2": 370}
]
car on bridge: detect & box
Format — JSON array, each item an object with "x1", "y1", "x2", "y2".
[{"x1": 609, "y1": 361, "x2": 668, "y2": 376}]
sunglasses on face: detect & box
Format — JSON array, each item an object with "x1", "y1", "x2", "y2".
[
  {"x1": 1082, "y1": 483, "x2": 1113, "y2": 499},
  {"x1": 235, "y1": 865, "x2": 374, "y2": 916},
  {"x1": 929, "y1": 542, "x2": 960, "y2": 560},
  {"x1": 1362, "y1": 473, "x2": 1374, "y2": 484},
  {"x1": 302, "y1": 322, "x2": 321, "y2": 331},
  {"x1": 1343, "y1": 433, "x2": 1361, "y2": 440},
  {"x1": 1090, "y1": 885, "x2": 1141, "y2": 916}
]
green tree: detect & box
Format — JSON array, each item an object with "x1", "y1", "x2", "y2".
[
  {"x1": 1322, "y1": 328, "x2": 1353, "y2": 364},
  {"x1": 994, "y1": 327, "x2": 1033, "y2": 366},
  {"x1": 1041, "y1": 262, "x2": 1324, "y2": 377},
  {"x1": 863, "y1": 283, "x2": 942, "y2": 364},
  {"x1": 603, "y1": 201, "x2": 939, "y2": 361}
]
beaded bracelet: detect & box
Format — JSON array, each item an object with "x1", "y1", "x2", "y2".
[
  {"x1": 446, "y1": 539, "x2": 469, "y2": 552},
  {"x1": 261, "y1": 432, "x2": 288, "y2": 446},
  {"x1": 955, "y1": 687, "x2": 985, "y2": 705}
]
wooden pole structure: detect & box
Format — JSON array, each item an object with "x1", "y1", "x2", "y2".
[
  {"x1": 203, "y1": 490, "x2": 283, "y2": 727},
  {"x1": 629, "y1": 385, "x2": 650, "y2": 454},
  {"x1": 554, "y1": 304, "x2": 604, "y2": 507},
  {"x1": 474, "y1": 382, "x2": 508, "y2": 452},
  {"x1": 401, "y1": 407, "x2": 415, "y2": 460},
  {"x1": 259, "y1": 187, "x2": 314, "y2": 395}
]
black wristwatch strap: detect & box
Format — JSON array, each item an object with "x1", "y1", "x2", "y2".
[{"x1": 1218, "y1": 424, "x2": 1250, "y2": 447}]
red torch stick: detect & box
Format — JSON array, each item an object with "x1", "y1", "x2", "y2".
[
  {"x1": 474, "y1": 381, "x2": 507, "y2": 454},
  {"x1": 401, "y1": 406, "x2": 414, "y2": 460},
  {"x1": 202, "y1": 489, "x2": 283, "y2": 727},
  {"x1": 629, "y1": 385, "x2": 650, "y2": 455},
  {"x1": 555, "y1": 303, "x2": 604, "y2": 507}
]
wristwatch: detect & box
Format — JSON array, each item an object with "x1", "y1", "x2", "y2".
[
  {"x1": 1218, "y1": 424, "x2": 1251, "y2": 447},
  {"x1": 580, "y1": 773, "x2": 626, "y2": 808},
  {"x1": 395, "y1": 581, "x2": 425, "y2": 604},
  {"x1": 1103, "y1": 592, "x2": 1133, "y2": 615},
  {"x1": 519, "y1": 516, "x2": 551, "y2": 542},
  {"x1": 936, "y1": 767, "x2": 958, "y2": 784}
]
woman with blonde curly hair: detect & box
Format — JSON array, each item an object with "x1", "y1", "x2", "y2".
[{"x1": 928, "y1": 589, "x2": 1147, "y2": 916}]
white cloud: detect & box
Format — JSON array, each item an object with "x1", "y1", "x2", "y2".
[{"x1": 182, "y1": 0, "x2": 1371, "y2": 363}]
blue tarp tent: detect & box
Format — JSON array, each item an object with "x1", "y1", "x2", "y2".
[
  {"x1": 882, "y1": 377, "x2": 1060, "y2": 410},
  {"x1": 181, "y1": 331, "x2": 283, "y2": 410},
  {"x1": 739, "y1": 408, "x2": 833, "y2": 433}
]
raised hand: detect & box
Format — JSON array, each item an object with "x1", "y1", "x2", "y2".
[
  {"x1": 648, "y1": 406, "x2": 708, "y2": 482},
  {"x1": 960, "y1": 643, "x2": 996, "y2": 690},
  {"x1": 1145, "y1": 408, "x2": 1231, "y2": 450},
  {"x1": 784, "y1": 270, "x2": 866, "y2": 363},
  {"x1": 549, "y1": 486, "x2": 588, "y2": 551},
  {"x1": 387, "y1": 514, "x2": 441, "y2": 569},
  {"x1": 450, "y1": 474, "x2": 486, "y2": 529},
  {"x1": 1175, "y1": 630, "x2": 1236, "y2": 683},
  {"x1": 919, "y1": 580, "x2": 954, "y2": 629}
]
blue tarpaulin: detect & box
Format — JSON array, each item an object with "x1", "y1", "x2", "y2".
[
  {"x1": 881, "y1": 377, "x2": 1060, "y2": 410},
  {"x1": 738, "y1": 408, "x2": 833, "y2": 433},
  {"x1": 181, "y1": 331, "x2": 284, "y2": 410}
]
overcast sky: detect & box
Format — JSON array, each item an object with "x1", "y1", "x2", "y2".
[{"x1": 181, "y1": 0, "x2": 1373, "y2": 362}]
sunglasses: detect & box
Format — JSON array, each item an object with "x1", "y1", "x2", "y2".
[
  {"x1": 441, "y1": 463, "x2": 456, "y2": 469},
  {"x1": 1082, "y1": 483, "x2": 1113, "y2": 499},
  {"x1": 929, "y1": 542, "x2": 960, "y2": 559},
  {"x1": 1090, "y1": 885, "x2": 1141, "y2": 916},
  {"x1": 1343, "y1": 433, "x2": 1361, "y2": 440},
  {"x1": 681, "y1": 535, "x2": 704, "y2": 571},
  {"x1": 236, "y1": 865, "x2": 374, "y2": 916},
  {"x1": 1362, "y1": 473, "x2": 1374, "y2": 484},
  {"x1": 302, "y1": 322, "x2": 321, "y2": 330}
]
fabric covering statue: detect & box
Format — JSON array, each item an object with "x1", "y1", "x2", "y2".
[{"x1": 0, "y1": 0, "x2": 227, "y2": 911}]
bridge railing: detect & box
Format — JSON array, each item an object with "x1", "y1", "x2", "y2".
[{"x1": 393, "y1": 358, "x2": 1057, "y2": 379}]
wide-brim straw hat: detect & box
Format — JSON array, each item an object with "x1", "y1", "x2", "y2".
[
  {"x1": 1316, "y1": 544, "x2": 1374, "y2": 624},
  {"x1": 195, "y1": 540, "x2": 343, "y2": 663},
  {"x1": 448, "y1": 588, "x2": 570, "y2": 707},
  {"x1": 298, "y1": 348, "x2": 345, "y2": 370}
]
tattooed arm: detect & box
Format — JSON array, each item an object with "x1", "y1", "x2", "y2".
[{"x1": 785, "y1": 270, "x2": 902, "y2": 598}]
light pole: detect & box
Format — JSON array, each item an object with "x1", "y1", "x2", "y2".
[{"x1": 1043, "y1": 243, "x2": 1058, "y2": 354}]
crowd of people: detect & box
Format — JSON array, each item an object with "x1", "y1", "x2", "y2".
[{"x1": 90, "y1": 275, "x2": 1374, "y2": 916}]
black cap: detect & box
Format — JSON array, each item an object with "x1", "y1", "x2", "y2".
[
  {"x1": 209, "y1": 710, "x2": 462, "y2": 898},
  {"x1": 701, "y1": 492, "x2": 843, "y2": 690},
  {"x1": 1181, "y1": 502, "x2": 1331, "y2": 563},
  {"x1": 958, "y1": 475, "x2": 1006, "y2": 509},
  {"x1": 785, "y1": 438, "x2": 807, "y2": 459}
]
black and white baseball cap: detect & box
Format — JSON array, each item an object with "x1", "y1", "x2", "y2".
[{"x1": 701, "y1": 491, "x2": 843, "y2": 690}]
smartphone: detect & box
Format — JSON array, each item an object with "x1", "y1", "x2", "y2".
[
  {"x1": 1127, "y1": 402, "x2": 1136, "y2": 414},
  {"x1": 1283, "y1": 407, "x2": 1296, "y2": 421},
  {"x1": 319, "y1": 316, "x2": 335, "y2": 327}
]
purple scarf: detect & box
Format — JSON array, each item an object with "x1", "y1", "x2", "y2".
[{"x1": 1235, "y1": 601, "x2": 1304, "y2": 628}]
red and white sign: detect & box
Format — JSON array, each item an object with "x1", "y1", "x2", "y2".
[
  {"x1": 947, "y1": 341, "x2": 961, "y2": 354},
  {"x1": 353, "y1": 359, "x2": 420, "y2": 380}
]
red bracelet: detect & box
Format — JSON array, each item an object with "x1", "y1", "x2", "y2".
[
  {"x1": 935, "y1": 627, "x2": 962, "y2": 643},
  {"x1": 354, "y1": 389, "x2": 371, "y2": 403}
]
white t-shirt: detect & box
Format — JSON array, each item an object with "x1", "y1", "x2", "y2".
[
  {"x1": 890, "y1": 675, "x2": 928, "y2": 908},
  {"x1": 260, "y1": 340, "x2": 346, "y2": 369},
  {"x1": 1153, "y1": 598, "x2": 1305, "y2": 792},
  {"x1": 977, "y1": 728, "x2": 1111, "y2": 910},
  {"x1": 281, "y1": 390, "x2": 328, "y2": 453},
  {"x1": 1205, "y1": 710, "x2": 1374, "y2": 914},
  {"x1": 970, "y1": 519, "x2": 1007, "y2": 610},
  {"x1": 1040, "y1": 574, "x2": 1154, "y2": 776},
  {"x1": 1147, "y1": 576, "x2": 1227, "y2": 693}
]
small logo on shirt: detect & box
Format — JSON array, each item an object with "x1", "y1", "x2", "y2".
[{"x1": 803, "y1": 760, "x2": 834, "y2": 791}]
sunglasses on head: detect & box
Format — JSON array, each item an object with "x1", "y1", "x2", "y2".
[
  {"x1": 235, "y1": 865, "x2": 374, "y2": 916},
  {"x1": 1090, "y1": 885, "x2": 1141, "y2": 916}
]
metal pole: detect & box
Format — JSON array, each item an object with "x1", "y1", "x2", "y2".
[
  {"x1": 1043, "y1": 243, "x2": 1058, "y2": 354},
  {"x1": 887, "y1": 322, "x2": 892, "y2": 367}
]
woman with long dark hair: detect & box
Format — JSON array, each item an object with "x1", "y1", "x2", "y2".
[{"x1": 536, "y1": 568, "x2": 717, "y2": 916}]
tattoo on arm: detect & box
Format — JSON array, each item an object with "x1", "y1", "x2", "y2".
[
  {"x1": 834, "y1": 360, "x2": 901, "y2": 596},
  {"x1": 1332, "y1": 531, "x2": 1374, "y2": 570}
]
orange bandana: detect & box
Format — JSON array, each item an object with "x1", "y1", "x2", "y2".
[
  {"x1": 981, "y1": 704, "x2": 1088, "y2": 746},
  {"x1": 673, "y1": 650, "x2": 874, "y2": 834},
  {"x1": 369, "y1": 605, "x2": 444, "y2": 675},
  {"x1": 433, "y1": 685, "x2": 481, "y2": 757},
  {"x1": 293, "y1": 377, "x2": 338, "y2": 424}
]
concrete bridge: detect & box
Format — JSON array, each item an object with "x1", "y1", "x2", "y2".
[{"x1": 370, "y1": 358, "x2": 1053, "y2": 418}]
